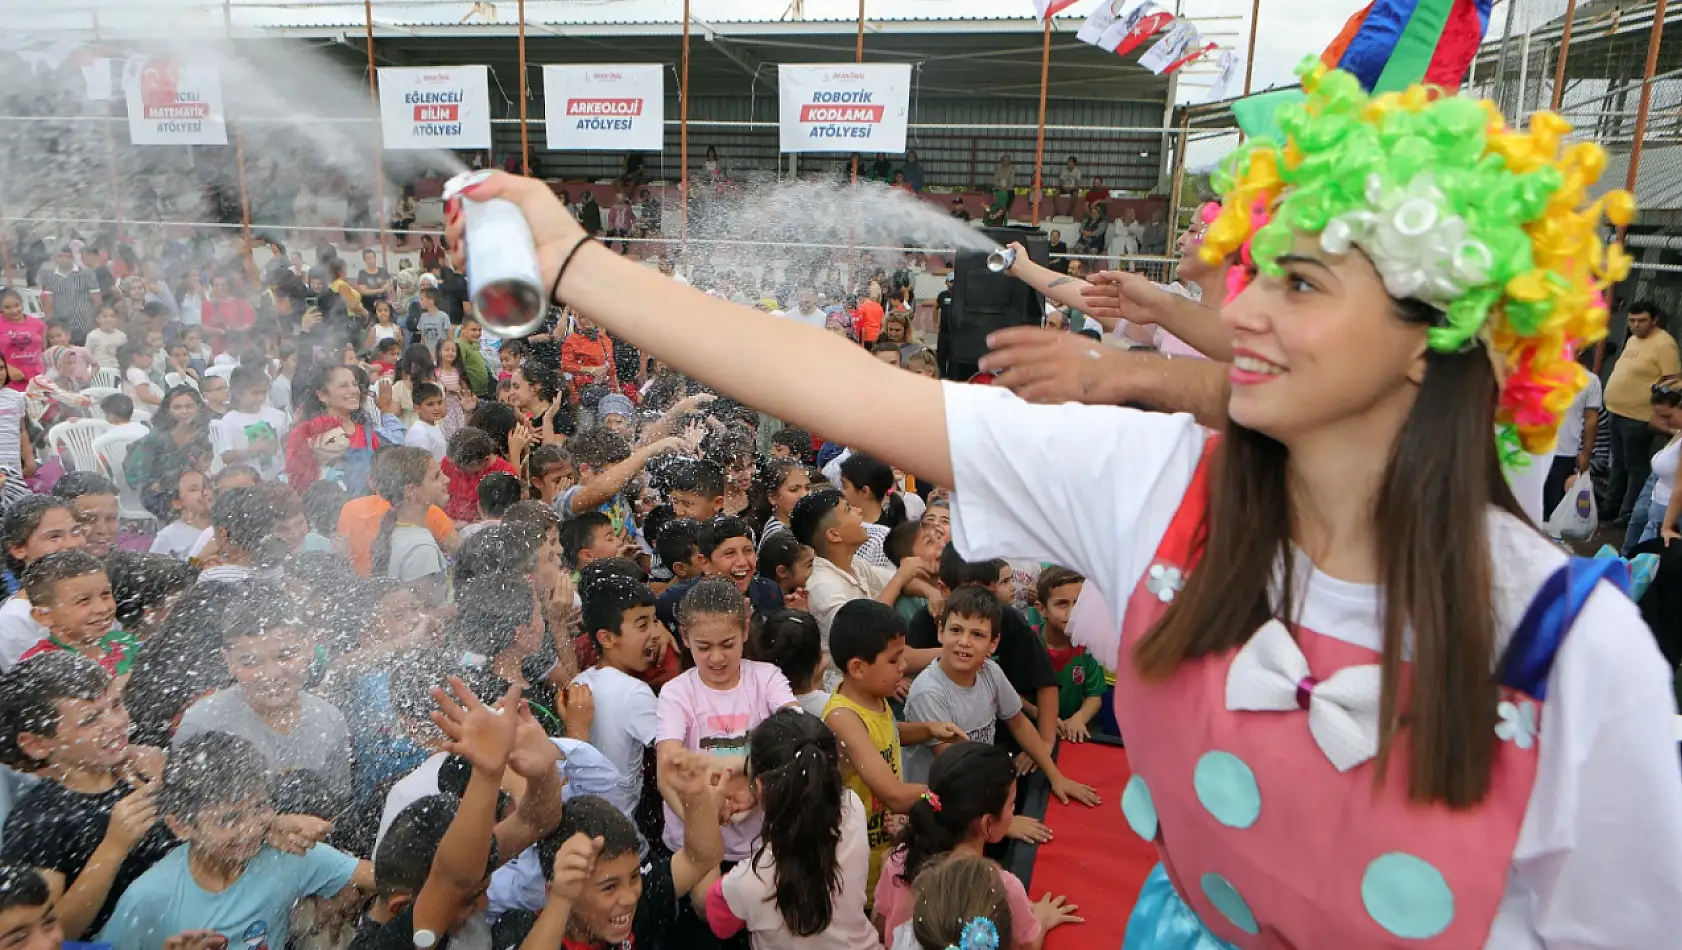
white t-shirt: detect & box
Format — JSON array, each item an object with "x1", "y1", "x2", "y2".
[
  {"x1": 406, "y1": 419, "x2": 447, "y2": 463},
  {"x1": 85, "y1": 328, "x2": 126, "y2": 369},
  {"x1": 123, "y1": 367, "x2": 158, "y2": 404},
  {"x1": 213, "y1": 406, "x2": 289, "y2": 481},
  {"x1": 186, "y1": 525, "x2": 215, "y2": 560},
  {"x1": 1651, "y1": 437, "x2": 1681, "y2": 509},
  {"x1": 0, "y1": 390, "x2": 25, "y2": 472},
  {"x1": 784, "y1": 306, "x2": 828, "y2": 330},
  {"x1": 940, "y1": 381, "x2": 1682, "y2": 949},
  {"x1": 1555, "y1": 373, "x2": 1603, "y2": 458},
  {"x1": 571, "y1": 665, "x2": 660, "y2": 818},
  {"x1": 150, "y1": 521, "x2": 207, "y2": 561},
  {"x1": 720, "y1": 790, "x2": 878, "y2": 950},
  {"x1": 388, "y1": 525, "x2": 446, "y2": 582},
  {"x1": 0, "y1": 595, "x2": 44, "y2": 672}
]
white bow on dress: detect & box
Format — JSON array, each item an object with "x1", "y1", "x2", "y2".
[{"x1": 1224, "y1": 619, "x2": 1383, "y2": 772}]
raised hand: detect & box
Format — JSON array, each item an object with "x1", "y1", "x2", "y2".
[
  {"x1": 978, "y1": 325, "x2": 1120, "y2": 406},
  {"x1": 105, "y1": 776, "x2": 159, "y2": 851},
  {"x1": 549, "y1": 833, "x2": 604, "y2": 905},
  {"x1": 507, "y1": 699, "x2": 563, "y2": 779},
  {"x1": 563, "y1": 682, "x2": 595, "y2": 739},
  {"x1": 267, "y1": 814, "x2": 333, "y2": 855},
  {"x1": 444, "y1": 171, "x2": 590, "y2": 293},
  {"x1": 430, "y1": 676, "x2": 520, "y2": 775}
]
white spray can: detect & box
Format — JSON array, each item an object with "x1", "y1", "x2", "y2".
[{"x1": 443, "y1": 170, "x2": 547, "y2": 338}]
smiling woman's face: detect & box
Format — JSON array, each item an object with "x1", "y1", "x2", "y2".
[{"x1": 1221, "y1": 232, "x2": 1428, "y2": 446}]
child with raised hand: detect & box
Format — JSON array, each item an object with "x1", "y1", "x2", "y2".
[
  {"x1": 656, "y1": 578, "x2": 801, "y2": 866},
  {"x1": 98, "y1": 731, "x2": 376, "y2": 950},
  {"x1": 902, "y1": 588, "x2": 1097, "y2": 809},
  {"x1": 352, "y1": 676, "x2": 548, "y2": 950},
  {"x1": 0, "y1": 653, "x2": 171, "y2": 940},
  {"x1": 889, "y1": 852, "x2": 1013, "y2": 950},
  {"x1": 1034, "y1": 567, "x2": 1105, "y2": 743},
  {"x1": 703, "y1": 708, "x2": 880, "y2": 949},
  {"x1": 748, "y1": 609, "x2": 826, "y2": 717},
  {"x1": 823, "y1": 601, "x2": 965, "y2": 896},
  {"x1": 17, "y1": 551, "x2": 133, "y2": 678},
  {"x1": 570, "y1": 573, "x2": 662, "y2": 819},
  {"x1": 756, "y1": 534, "x2": 814, "y2": 613},
  {"x1": 521, "y1": 757, "x2": 726, "y2": 950},
  {"x1": 874, "y1": 743, "x2": 1079, "y2": 950}
]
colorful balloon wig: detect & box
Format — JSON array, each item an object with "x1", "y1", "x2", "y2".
[{"x1": 1201, "y1": 58, "x2": 1635, "y2": 459}]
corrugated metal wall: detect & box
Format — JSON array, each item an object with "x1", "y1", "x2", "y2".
[{"x1": 503, "y1": 92, "x2": 1169, "y2": 193}]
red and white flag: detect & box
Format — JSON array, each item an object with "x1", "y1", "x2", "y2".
[
  {"x1": 1139, "y1": 19, "x2": 1217, "y2": 74},
  {"x1": 1079, "y1": 0, "x2": 1177, "y2": 58},
  {"x1": 1034, "y1": 0, "x2": 1080, "y2": 18}
]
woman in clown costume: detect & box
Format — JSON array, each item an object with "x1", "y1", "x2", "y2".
[{"x1": 443, "y1": 61, "x2": 1682, "y2": 947}]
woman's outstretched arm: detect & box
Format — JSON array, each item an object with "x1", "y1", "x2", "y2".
[{"x1": 446, "y1": 172, "x2": 955, "y2": 487}]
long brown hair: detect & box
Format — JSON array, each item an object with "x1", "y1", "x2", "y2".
[{"x1": 1136, "y1": 300, "x2": 1522, "y2": 808}]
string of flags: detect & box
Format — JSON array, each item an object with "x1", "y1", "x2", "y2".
[{"x1": 1066, "y1": 0, "x2": 1225, "y2": 87}]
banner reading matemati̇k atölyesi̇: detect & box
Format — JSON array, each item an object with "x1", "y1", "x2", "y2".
[
  {"x1": 778, "y1": 64, "x2": 910, "y2": 154},
  {"x1": 124, "y1": 60, "x2": 226, "y2": 145}
]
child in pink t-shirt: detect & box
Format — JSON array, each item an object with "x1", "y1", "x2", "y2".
[
  {"x1": 656, "y1": 578, "x2": 799, "y2": 861},
  {"x1": 872, "y1": 743, "x2": 1078, "y2": 949}
]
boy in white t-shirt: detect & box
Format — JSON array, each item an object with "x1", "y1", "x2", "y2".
[
  {"x1": 84, "y1": 307, "x2": 126, "y2": 370},
  {"x1": 571, "y1": 572, "x2": 662, "y2": 820},
  {"x1": 213, "y1": 365, "x2": 288, "y2": 481},
  {"x1": 405, "y1": 381, "x2": 448, "y2": 462},
  {"x1": 655, "y1": 578, "x2": 800, "y2": 863}
]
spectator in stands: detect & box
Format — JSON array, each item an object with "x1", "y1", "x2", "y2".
[
  {"x1": 991, "y1": 154, "x2": 1015, "y2": 207},
  {"x1": 1056, "y1": 155, "x2": 1082, "y2": 218},
  {"x1": 1603, "y1": 300, "x2": 1681, "y2": 527},
  {"x1": 899, "y1": 150, "x2": 926, "y2": 192},
  {"x1": 39, "y1": 244, "x2": 101, "y2": 343},
  {"x1": 869, "y1": 153, "x2": 894, "y2": 182},
  {"x1": 949, "y1": 196, "x2": 971, "y2": 223},
  {"x1": 1047, "y1": 230, "x2": 1070, "y2": 275}
]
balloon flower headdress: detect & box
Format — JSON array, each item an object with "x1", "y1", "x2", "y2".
[{"x1": 1200, "y1": 57, "x2": 1635, "y2": 460}]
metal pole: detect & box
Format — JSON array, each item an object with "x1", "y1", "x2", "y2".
[
  {"x1": 1622, "y1": 0, "x2": 1667, "y2": 232},
  {"x1": 680, "y1": 0, "x2": 690, "y2": 248},
  {"x1": 1168, "y1": 113, "x2": 1189, "y2": 233},
  {"x1": 1031, "y1": 19, "x2": 1050, "y2": 227},
  {"x1": 94, "y1": 11, "x2": 123, "y2": 245},
  {"x1": 225, "y1": 0, "x2": 256, "y2": 284},
  {"x1": 1550, "y1": 0, "x2": 1578, "y2": 111},
  {"x1": 1243, "y1": 0, "x2": 1260, "y2": 95},
  {"x1": 1492, "y1": 0, "x2": 1521, "y2": 119},
  {"x1": 852, "y1": 0, "x2": 864, "y2": 182},
  {"x1": 517, "y1": 0, "x2": 530, "y2": 176},
  {"x1": 364, "y1": 0, "x2": 388, "y2": 267}
]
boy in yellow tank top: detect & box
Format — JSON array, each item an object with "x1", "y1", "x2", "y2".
[{"x1": 822, "y1": 600, "x2": 967, "y2": 897}]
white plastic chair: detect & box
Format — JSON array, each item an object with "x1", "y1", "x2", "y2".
[
  {"x1": 204, "y1": 364, "x2": 236, "y2": 382},
  {"x1": 92, "y1": 430, "x2": 156, "y2": 529},
  {"x1": 92, "y1": 368, "x2": 122, "y2": 390},
  {"x1": 163, "y1": 372, "x2": 199, "y2": 392},
  {"x1": 132, "y1": 407, "x2": 152, "y2": 425},
  {"x1": 47, "y1": 419, "x2": 110, "y2": 473},
  {"x1": 81, "y1": 386, "x2": 120, "y2": 404}
]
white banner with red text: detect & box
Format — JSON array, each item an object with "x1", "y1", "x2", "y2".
[
  {"x1": 378, "y1": 66, "x2": 492, "y2": 150},
  {"x1": 124, "y1": 60, "x2": 226, "y2": 145},
  {"x1": 778, "y1": 64, "x2": 911, "y2": 154},
  {"x1": 542, "y1": 64, "x2": 665, "y2": 152}
]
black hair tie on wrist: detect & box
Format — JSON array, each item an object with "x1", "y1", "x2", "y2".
[{"x1": 549, "y1": 235, "x2": 593, "y2": 307}]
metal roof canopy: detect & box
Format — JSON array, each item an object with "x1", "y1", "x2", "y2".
[{"x1": 295, "y1": 19, "x2": 1174, "y2": 107}]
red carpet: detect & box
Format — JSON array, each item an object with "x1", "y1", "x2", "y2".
[{"x1": 1031, "y1": 743, "x2": 1158, "y2": 950}]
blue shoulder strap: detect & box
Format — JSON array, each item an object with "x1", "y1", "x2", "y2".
[{"x1": 1500, "y1": 557, "x2": 1629, "y2": 700}]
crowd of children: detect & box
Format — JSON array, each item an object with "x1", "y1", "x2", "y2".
[{"x1": 0, "y1": 260, "x2": 1116, "y2": 950}]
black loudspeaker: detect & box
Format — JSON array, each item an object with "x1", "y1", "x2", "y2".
[{"x1": 943, "y1": 227, "x2": 1050, "y2": 381}]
